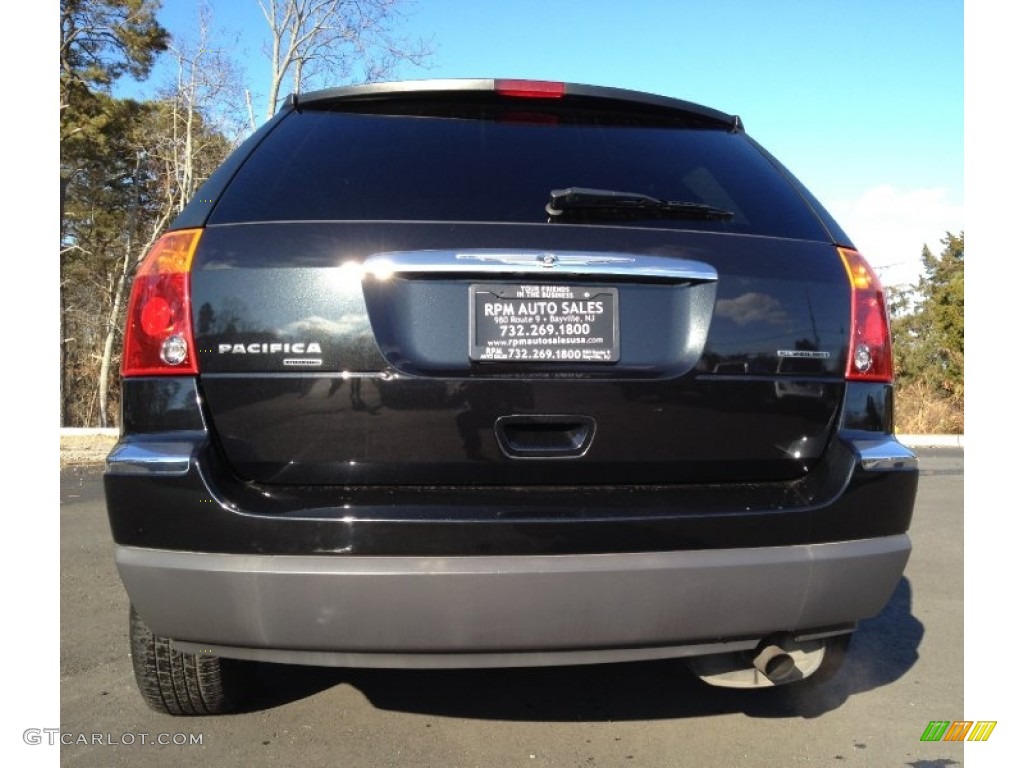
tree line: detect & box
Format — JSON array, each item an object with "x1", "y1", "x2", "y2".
[
  {"x1": 60, "y1": 0, "x2": 429, "y2": 427},
  {"x1": 887, "y1": 232, "x2": 965, "y2": 434}
]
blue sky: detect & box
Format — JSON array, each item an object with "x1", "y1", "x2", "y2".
[{"x1": 138, "y1": 0, "x2": 964, "y2": 288}]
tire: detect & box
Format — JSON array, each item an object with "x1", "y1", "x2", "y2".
[{"x1": 129, "y1": 604, "x2": 245, "y2": 715}]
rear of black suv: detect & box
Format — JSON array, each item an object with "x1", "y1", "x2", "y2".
[{"x1": 104, "y1": 79, "x2": 917, "y2": 714}]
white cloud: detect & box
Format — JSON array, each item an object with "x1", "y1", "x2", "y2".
[{"x1": 826, "y1": 185, "x2": 964, "y2": 289}]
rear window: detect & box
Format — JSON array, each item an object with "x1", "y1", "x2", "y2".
[{"x1": 209, "y1": 104, "x2": 828, "y2": 240}]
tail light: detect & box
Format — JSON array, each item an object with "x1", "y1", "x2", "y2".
[
  {"x1": 122, "y1": 229, "x2": 202, "y2": 377},
  {"x1": 838, "y1": 247, "x2": 893, "y2": 382}
]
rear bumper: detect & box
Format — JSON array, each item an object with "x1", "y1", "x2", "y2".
[
  {"x1": 118, "y1": 534, "x2": 909, "y2": 667},
  {"x1": 104, "y1": 430, "x2": 917, "y2": 557}
]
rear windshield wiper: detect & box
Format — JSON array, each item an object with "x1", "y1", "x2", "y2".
[{"x1": 546, "y1": 187, "x2": 734, "y2": 222}]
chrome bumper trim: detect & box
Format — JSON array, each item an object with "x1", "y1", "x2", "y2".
[
  {"x1": 849, "y1": 436, "x2": 919, "y2": 472},
  {"x1": 106, "y1": 441, "x2": 194, "y2": 476}
]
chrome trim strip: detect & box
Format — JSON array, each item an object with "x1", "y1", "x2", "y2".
[
  {"x1": 363, "y1": 249, "x2": 718, "y2": 283},
  {"x1": 106, "y1": 441, "x2": 194, "y2": 476},
  {"x1": 849, "y1": 436, "x2": 919, "y2": 472}
]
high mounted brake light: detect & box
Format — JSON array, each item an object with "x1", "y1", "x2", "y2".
[
  {"x1": 838, "y1": 247, "x2": 893, "y2": 382},
  {"x1": 494, "y1": 79, "x2": 565, "y2": 99},
  {"x1": 122, "y1": 229, "x2": 202, "y2": 377}
]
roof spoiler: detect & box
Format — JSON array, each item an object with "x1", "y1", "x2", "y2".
[{"x1": 286, "y1": 78, "x2": 743, "y2": 131}]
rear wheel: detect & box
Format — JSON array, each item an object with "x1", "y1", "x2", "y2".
[{"x1": 129, "y1": 604, "x2": 245, "y2": 715}]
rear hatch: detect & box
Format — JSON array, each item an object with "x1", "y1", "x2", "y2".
[{"x1": 187, "y1": 82, "x2": 852, "y2": 486}]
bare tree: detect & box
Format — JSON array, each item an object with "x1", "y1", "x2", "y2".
[
  {"x1": 61, "y1": 0, "x2": 167, "y2": 425},
  {"x1": 95, "y1": 10, "x2": 241, "y2": 426},
  {"x1": 258, "y1": 0, "x2": 432, "y2": 120}
]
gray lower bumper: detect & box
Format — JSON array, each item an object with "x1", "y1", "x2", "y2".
[{"x1": 117, "y1": 535, "x2": 910, "y2": 668}]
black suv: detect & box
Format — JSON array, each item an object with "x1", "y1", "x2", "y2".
[{"x1": 105, "y1": 79, "x2": 917, "y2": 714}]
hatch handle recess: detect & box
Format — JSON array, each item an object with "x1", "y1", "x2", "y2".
[{"x1": 494, "y1": 415, "x2": 596, "y2": 459}]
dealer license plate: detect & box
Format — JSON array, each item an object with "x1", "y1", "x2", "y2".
[{"x1": 469, "y1": 284, "x2": 619, "y2": 362}]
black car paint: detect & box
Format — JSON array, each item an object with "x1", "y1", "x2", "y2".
[
  {"x1": 107, "y1": 377, "x2": 913, "y2": 557},
  {"x1": 109, "y1": 82, "x2": 907, "y2": 555},
  {"x1": 187, "y1": 222, "x2": 850, "y2": 486}
]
